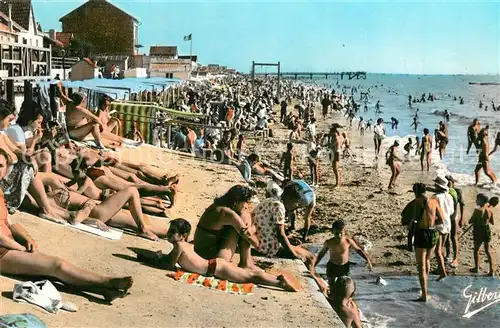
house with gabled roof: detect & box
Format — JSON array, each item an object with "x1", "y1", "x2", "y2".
[{"x1": 59, "y1": 0, "x2": 140, "y2": 55}]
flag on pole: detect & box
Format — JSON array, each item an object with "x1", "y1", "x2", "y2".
[{"x1": 183, "y1": 34, "x2": 192, "y2": 41}]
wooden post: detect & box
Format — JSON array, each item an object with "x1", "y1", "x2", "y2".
[{"x1": 6, "y1": 79, "x2": 14, "y2": 106}]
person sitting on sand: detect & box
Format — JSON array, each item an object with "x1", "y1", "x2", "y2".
[
  {"x1": 152, "y1": 219, "x2": 299, "y2": 292},
  {"x1": 0, "y1": 149, "x2": 133, "y2": 303},
  {"x1": 467, "y1": 119, "x2": 480, "y2": 155},
  {"x1": 66, "y1": 92, "x2": 109, "y2": 150},
  {"x1": 469, "y1": 194, "x2": 495, "y2": 276},
  {"x1": 193, "y1": 185, "x2": 259, "y2": 269},
  {"x1": 280, "y1": 143, "x2": 295, "y2": 181},
  {"x1": 474, "y1": 127, "x2": 497, "y2": 185},
  {"x1": 373, "y1": 118, "x2": 385, "y2": 157},
  {"x1": 252, "y1": 181, "x2": 326, "y2": 291},
  {"x1": 385, "y1": 140, "x2": 402, "y2": 189},
  {"x1": 314, "y1": 220, "x2": 372, "y2": 297},
  {"x1": 97, "y1": 96, "x2": 120, "y2": 136},
  {"x1": 125, "y1": 122, "x2": 145, "y2": 143},
  {"x1": 412, "y1": 182, "x2": 447, "y2": 302},
  {"x1": 332, "y1": 276, "x2": 363, "y2": 328},
  {"x1": 420, "y1": 128, "x2": 432, "y2": 171}
]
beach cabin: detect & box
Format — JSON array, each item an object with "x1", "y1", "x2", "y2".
[{"x1": 70, "y1": 58, "x2": 99, "y2": 81}]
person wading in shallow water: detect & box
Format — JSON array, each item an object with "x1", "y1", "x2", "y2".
[
  {"x1": 466, "y1": 119, "x2": 481, "y2": 155},
  {"x1": 474, "y1": 126, "x2": 497, "y2": 185}
]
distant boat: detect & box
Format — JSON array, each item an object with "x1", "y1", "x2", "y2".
[{"x1": 469, "y1": 82, "x2": 500, "y2": 85}]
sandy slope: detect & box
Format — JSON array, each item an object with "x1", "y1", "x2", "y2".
[{"x1": 0, "y1": 146, "x2": 342, "y2": 327}]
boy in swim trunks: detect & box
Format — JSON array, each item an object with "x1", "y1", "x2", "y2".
[
  {"x1": 469, "y1": 194, "x2": 495, "y2": 276},
  {"x1": 153, "y1": 219, "x2": 299, "y2": 291},
  {"x1": 314, "y1": 220, "x2": 372, "y2": 297}
]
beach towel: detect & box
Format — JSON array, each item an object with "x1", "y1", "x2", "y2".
[
  {"x1": 167, "y1": 270, "x2": 255, "y2": 295},
  {"x1": 38, "y1": 216, "x2": 123, "y2": 240},
  {"x1": 0, "y1": 314, "x2": 47, "y2": 328}
]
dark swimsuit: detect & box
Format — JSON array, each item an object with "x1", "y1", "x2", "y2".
[
  {"x1": 194, "y1": 225, "x2": 227, "y2": 260},
  {"x1": 414, "y1": 229, "x2": 439, "y2": 249},
  {"x1": 326, "y1": 261, "x2": 350, "y2": 279}
]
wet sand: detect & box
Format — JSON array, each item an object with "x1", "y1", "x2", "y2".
[{"x1": 255, "y1": 105, "x2": 500, "y2": 278}]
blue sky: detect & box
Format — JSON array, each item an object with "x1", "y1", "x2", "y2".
[{"x1": 33, "y1": 0, "x2": 500, "y2": 74}]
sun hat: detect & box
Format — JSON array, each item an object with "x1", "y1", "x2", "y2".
[{"x1": 433, "y1": 176, "x2": 449, "y2": 191}]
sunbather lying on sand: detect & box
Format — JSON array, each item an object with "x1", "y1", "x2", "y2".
[
  {"x1": 0, "y1": 149, "x2": 132, "y2": 303},
  {"x1": 142, "y1": 218, "x2": 299, "y2": 292}
]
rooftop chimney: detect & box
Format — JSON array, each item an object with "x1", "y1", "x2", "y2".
[{"x1": 49, "y1": 29, "x2": 56, "y2": 40}]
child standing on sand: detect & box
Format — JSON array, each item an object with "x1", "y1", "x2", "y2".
[
  {"x1": 314, "y1": 220, "x2": 373, "y2": 297},
  {"x1": 280, "y1": 143, "x2": 295, "y2": 181},
  {"x1": 143, "y1": 219, "x2": 299, "y2": 291},
  {"x1": 342, "y1": 132, "x2": 353, "y2": 159},
  {"x1": 469, "y1": 194, "x2": 496, "y2": 276}
]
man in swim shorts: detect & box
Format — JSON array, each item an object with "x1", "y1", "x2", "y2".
[{"x1": 412, "y1": 182, "x2": 447, "y2": 302}]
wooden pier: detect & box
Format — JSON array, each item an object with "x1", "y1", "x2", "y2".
[{"x1": 250, "y1": 71, "x2": 367, "y2": 80}]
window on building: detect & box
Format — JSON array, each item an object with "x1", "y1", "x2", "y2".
[{"x1": 23, "y1": 38, "x2": 27, "y2": 45}]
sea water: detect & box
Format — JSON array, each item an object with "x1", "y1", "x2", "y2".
[
  {"x1": 309, "y1": 246, "x2": 500, "y2": 328},
  {"x1": 312, "y1": 74, "x2": 500, "y2": 191}
]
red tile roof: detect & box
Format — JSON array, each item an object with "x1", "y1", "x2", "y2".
[{"x1": 0, "y1": 22, "x2": 10, "y2": 32}]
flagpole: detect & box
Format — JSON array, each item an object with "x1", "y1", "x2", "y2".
[{"x1": 189, "y1": 35, "x2": 193, "y2": 74}]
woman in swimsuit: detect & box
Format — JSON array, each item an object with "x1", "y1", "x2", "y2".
[
  {"x1": 385, "y1": 140, "x2": 401, "y2": 189},
  {"x1": 474, "y1": 128, "x2": 497, "y2": 185},
  {"x1": 0, "y1": 149, "x2": 133, "y2": 303},
  {"x1": 469, "y1": 194, "x2": 495, "y2": 276},
  {"x1": 193, "y1": 185, "x2": 259, "y2": 269},
  {"x1": 420, "y1": 128, "x2": 432, "y2": 171}
]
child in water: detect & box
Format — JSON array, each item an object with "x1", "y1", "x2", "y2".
[
  {"x1": 314, "y1": 220, "x2": 372, "y2": 297},
  {"x1": 415, "y1": 136, "x2": 421, "y2": 156}
]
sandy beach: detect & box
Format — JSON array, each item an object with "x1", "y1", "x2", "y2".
[
  {"x1": 254, "y1": 104, "x2": 500, "y2": 278},
  {"x1": 0, "y1": 145, "x2": 343, "y2": 327}
]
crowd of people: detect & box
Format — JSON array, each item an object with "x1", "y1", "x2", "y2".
[{"x1": 1, "y1": 73, "x2": 499, "y2": 328}]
